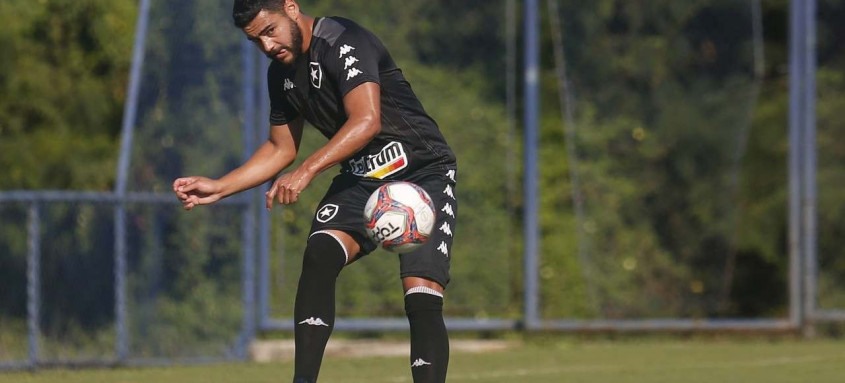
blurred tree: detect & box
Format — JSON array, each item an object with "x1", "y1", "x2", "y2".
[{"x1": 0, "y1": 0, "x2": 136, "y2": 190}]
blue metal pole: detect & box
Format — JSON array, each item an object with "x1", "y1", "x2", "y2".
[
  {"x1": 787, "y1": 0, "x2": 805, "y2": 330},
  {"x1": 27, "y1": 203, "x2": 41, "y2": 368},
  {"x1": 114, "y1": 207, "x2": 129, "y2": 361},
  {"x1": 115, "y1": 0, "x2": 151, "y2": 196},
  {"x1": 800, "y1": 0, "x2": 818, "y2": 333},
  {"x1": 113, "y1": 0, "x2": 152, "y2": 362},
  {"x1": 258, "y1": 56, "x2": 272, "y2": 327},
  {"x1": 238, "y1": 40, "x2": 258, "y2": 359},
  {"x1": 523, "y1": 0, "x2": 541, "y2": 330}
]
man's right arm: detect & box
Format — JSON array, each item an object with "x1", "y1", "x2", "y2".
[
  {"x1": 217, "y1": 118, "x2": 304, "y2": 196},
  {"x1": 173, "y1": 118, "x2": 304, "y2": 210}
]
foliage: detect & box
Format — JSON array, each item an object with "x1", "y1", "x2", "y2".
[{"x1": 0, "y1": 0, "x2": 135, "y2": 190}]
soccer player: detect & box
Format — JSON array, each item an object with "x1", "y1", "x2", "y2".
[{"x1": 172, "y1": 1, "x2": 457, "y2": 382}]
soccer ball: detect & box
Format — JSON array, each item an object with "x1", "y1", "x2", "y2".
[{"x1": 363, "y1": 181, "x2": 436, "y2": 253}]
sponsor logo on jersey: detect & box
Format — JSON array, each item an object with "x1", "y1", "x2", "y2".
[
  {"x1": 283, "y1": 78, "x2": 296, "y2": 91},
  {"x1": 298, "y1": 317, "x2": 330, "y2": 326},
  {"x1": 346, "y1": 67, "x2": 362, "y2": 80},
  {"x1": 411, "y1": 358, "x2": 432, "y2": 368},
  {"x1": 348, "y1": 141, "x2": 409, "y2": 179},
  {"x1": 343, "y1": 56, "x2": 359, "y2": 70},
  {"x1": 309, "y1": 61, "x2": 322, "y2": 88},
  {"x1": 316, "y1": 204, "x2": 339, "y2": 223},
  {"x1": 339, "y1": 44, "x2": 356, "y2": 58}
]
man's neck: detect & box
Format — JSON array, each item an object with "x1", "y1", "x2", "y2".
[{"x1": 298, "y1": 14, "x2": 315, "y2": 54}]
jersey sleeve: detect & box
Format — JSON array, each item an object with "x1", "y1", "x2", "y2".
[
  {"x1": 267, "y1": 62, "x2": 300, "y2": 125},
  {"x1": 323, "y1": 26, "x2": 384, "y2": 97}
]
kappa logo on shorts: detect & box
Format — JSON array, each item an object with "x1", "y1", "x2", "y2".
[
  {"x1": 316, "y1": 204, "x2": 339, "y2": 223},
  {"x1": 437, "y1": 241, "x2": 449, "y2": 257},
  {"x1": 441, "y1": 203, "x2": 455, "y2": 218},
  {"x1": 439, "y1": 222, "x2": 453, "y2": 237},
  {"x1": 443, "y1": 185, "x2": 455, "y2": 200},
  {"x1": 446, "y1": 169, "x2": 456, "y2": 183}
]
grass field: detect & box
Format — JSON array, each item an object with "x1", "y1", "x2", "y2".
[{"x1": 2, "y1": 339, "x2": 844, "y2": 383}]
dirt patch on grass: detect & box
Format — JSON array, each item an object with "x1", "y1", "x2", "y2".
[{"x1": 250, "y1": 339, "x2": 515, "y2": 362}]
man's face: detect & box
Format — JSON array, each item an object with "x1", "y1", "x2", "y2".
[{"x1": 243, "y1": 9, "x2": 303, "y2": 66}]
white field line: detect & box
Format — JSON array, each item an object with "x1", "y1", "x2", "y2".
[{"x1": 341, "y1": 353, "x2": 845, "y2": 383}]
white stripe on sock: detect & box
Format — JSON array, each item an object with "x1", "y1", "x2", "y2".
[{"x1": 404, "y1": 286, "x2": 444, "y2": 298}]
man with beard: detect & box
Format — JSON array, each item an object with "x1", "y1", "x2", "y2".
[{"x1": 172, "y1": 1, "x2": 457, "y2": 382}]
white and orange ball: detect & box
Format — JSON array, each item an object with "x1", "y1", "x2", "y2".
[{"x1": 363, "y1": 182, "x2": 435, "y2": 253}]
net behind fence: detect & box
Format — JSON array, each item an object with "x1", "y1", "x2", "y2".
[
  {"x1": 544, "y1": 0, "x2": 783, "y2": 320},
  {"x1": 816, "y1": 0, "x2": 845, "y2": 316}
]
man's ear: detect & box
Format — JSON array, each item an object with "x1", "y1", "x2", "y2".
[{"x1": 284, "y1": 0, "x2": 300, "y2": 20}]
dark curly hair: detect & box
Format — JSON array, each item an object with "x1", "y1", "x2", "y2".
[{"x1": 232, "y1": 0, "x2": 285, "y2": 28}]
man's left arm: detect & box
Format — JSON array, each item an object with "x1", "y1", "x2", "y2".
[{"x1": 268, "y1": 82, "x2": 381, "y2": 205}]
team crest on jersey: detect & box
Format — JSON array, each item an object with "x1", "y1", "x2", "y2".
[
  {"x1": 348, "y1": 141, "x2": 409, "y2": 179},
  {"x1": 309, "y1": 62, "x2": 322, "y2": 89}
]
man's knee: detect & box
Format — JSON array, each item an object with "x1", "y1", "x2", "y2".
[{"x1": 302, "y1": 231, "x2": 348, "y2": 272}]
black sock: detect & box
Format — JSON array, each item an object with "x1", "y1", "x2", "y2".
[
  {"x1": 405, "y1": 290, "x2": 449, "y2": 383},
  {"x1": 292, "y1": 232, "x2": 347, "y2": 383}
]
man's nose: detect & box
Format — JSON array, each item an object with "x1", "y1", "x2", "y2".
[{"x1": 260, "y1": 36, "x2": 274, "y2": 52}]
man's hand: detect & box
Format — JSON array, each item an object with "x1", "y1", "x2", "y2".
[
  {"x1": 173, "y1": 176, "x2": 223, "y2": 211},
  {"x1": 265, "y1": 166, "x2": 316, "y2": 209}
]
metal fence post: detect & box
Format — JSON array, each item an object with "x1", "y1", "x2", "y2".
[
  {"x1": 237, "y1": 40, "x2": 258, "y2": 359},
  {"x1": 523, "y1": 0, "x2": 541, "y2": 330},
  {"x1": 257, "y1": 55, "x2": 273, "y2": 329},
  {"x1": 788, "y1": 0, "x2": 818, "y2": 336},
  {"x1": 799, "y1": 0, "x2": 818, "y2": 337},
  {"x1": 26, "y1": 203, "x2": 41, "y2": 369},
  {"x1": 113, "y1": 0, "x2": 152, "y2": 362}
]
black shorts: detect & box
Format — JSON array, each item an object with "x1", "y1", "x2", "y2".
[{"x1": 309, "y1": 167, "x2": 458, "y2": 287}]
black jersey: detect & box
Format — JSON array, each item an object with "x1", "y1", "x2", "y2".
[{"x1": 267, "y1": 17, "x2": 456, "y2": 180}]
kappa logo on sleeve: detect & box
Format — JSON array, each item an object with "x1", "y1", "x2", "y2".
[
  {"x1": 346, "y1": 67, "x2": 362, "y2": 80},
  {"x1": 338, "y1": 44, "x2": 362, "y2": 81},
  {"x1": 343, "y1": 56, "x2": 359, "y2": 70},
  {"x1": 339, "y1": 44, "x2": 356, "y2": 58}
]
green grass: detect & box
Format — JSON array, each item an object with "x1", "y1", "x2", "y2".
[{"x1": 2, "y1": 339, "x2": 844, "y2": 383}]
